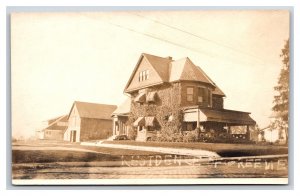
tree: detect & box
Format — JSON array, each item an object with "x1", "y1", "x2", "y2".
[{"x1": 271, "y1": 39, "x2": 289, "y2": 144}]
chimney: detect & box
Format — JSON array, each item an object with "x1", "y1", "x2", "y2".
[{"x1": 165, "y1": 56, "x2": 172, "y2": 60}]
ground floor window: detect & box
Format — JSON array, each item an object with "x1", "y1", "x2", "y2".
[{"x1": 184, "y1": 122, "x2": 197, "y2": 131}]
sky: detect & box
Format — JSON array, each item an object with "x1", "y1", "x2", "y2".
[{"x1": 11, "y1": 10, "x2": 290, "y2": 139}]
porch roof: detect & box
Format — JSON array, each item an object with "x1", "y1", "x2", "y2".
[
  {"x1": 134, "y1": 92, "x2": 146, "y2": 103},
  {"x1": 133, "y1": 116, "x2": 157, "y2": 127},
  {"x1": 133, "y1": 117, "x2": 145, "y2": 127},
  {"x1": 112, "y1": 98, "x2": 131, "y2": 116},
  {"x1": 146, "y1": 91, "x2": 157, "y2": 102},
  {"x1": 183, "y1": 107, "x2": 256, "y2": 126},
  {"x1": 145, "y1": 116, "x2": 156, "y2": 126}
]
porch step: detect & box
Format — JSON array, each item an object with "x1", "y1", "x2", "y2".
[{"x1": 106, "y1": 135, "x2": 117, "y2": 141}]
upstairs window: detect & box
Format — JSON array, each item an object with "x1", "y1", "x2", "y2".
[
  {"x1": 145, "y1": 70, "x2": 149, "y2": 80},
  {"x1": 186, "y1": 87, "x2": 194, "y2": 102},
  {"x1": 198, "y1": 87, "x2": 205, "y2": 105},
  {"x1": 139, "y1": 70, "x2": 149, "y2": 82},
  {"x1": 198, "y1": 87, "x2": 211, "y2": 107}
]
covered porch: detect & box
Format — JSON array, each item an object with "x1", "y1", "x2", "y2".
[
  {"x1": 112, "y1": 115, "x2": 129, "y2": 136},
  {"x1": 183, "y1": 107, "x2": 256, "y2": 142},
  {"x1": 133, "y1": 116, "x2": 159, "y2": 141},
  {"x1": 111, "y1": 98, "x2": 132, "y2": 137}
]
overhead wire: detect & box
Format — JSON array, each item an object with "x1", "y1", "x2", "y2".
[
  {"x1": 81, "y1": 13, "x2": 275, "y2": 66},
  {"x1": 131, "y1": 12, "x2": 275, "y2": 64}
]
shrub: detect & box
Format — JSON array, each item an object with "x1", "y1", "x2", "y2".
[
  {"x1": 183, "y1": 130, "x2": 198, "y2": 142},
  {"x1": 172, "y1": 133, "x2": 183, "y2": 142},
  {"x1": 127, "y1": 127, "x2": 137, "y2": 140}
]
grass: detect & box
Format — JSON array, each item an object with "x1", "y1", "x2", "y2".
[
  {"x1": 103, "y1": 140, "x2": 288, "y2": 157},
  {"x1": 12, "y1": 150, "x2": 120, "y2": 163},
  {"x1": 12, "y1": 140, "x2": 167, "y2": 163}
]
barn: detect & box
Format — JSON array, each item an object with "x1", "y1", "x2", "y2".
[
  {"x1": 64, "y1": 101, "x2": 117, "y2": 142},
  {"x1": 38, "y1": 115, "x2": 68, "y2": 140}
]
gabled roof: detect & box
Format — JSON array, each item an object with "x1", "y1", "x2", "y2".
[
  {"x1": 112, "y1": 98, "x2": 131, "y2": 116},
  {"x1": 143, "y1": 53, "x2": 172, "y2": 82},
  {"x1": 124, "y1": 53, "x2": 172, "y2": 92},
  {"x1": 169, "y1": 57, "x2": 214, "y2": 85},
  {"x1": 44, "y1": 115, "x2": 68, "y2": 131},
  {"x1": 69, "y1": 101, "x2": 117, "y2": 120},
  {"x1": 124, "y1": 53, "x2": 225, "y2": 96},
  {"x1": 47, "y1": 115, "x2": 68, "y2": 124}
]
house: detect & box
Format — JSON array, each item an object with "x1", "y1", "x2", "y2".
[
  {"x1": 37, "y1": 115, "x2": 68, "y2": 140},
  {"x1": 64, "y1": 101, "x2": 117, "y2": 142},
  {"x1": 117, "y1": 53, "x2": 256, "y2": 142}
]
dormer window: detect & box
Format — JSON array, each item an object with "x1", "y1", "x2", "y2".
[{"x1": 139, "y1": 70, "x2": 149, "y2": 82}]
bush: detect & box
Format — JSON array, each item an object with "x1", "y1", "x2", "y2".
[
  {"x1": 127, "y1": 127, "x2": 137, "y2": 140},
  {"x1": 172, "y1": 133, "x2": 183, "y2": 142},
  {"x1": 183, "y1": 130, "x2": 198, "y2": 142}
]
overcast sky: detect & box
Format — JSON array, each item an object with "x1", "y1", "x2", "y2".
[{"x1": 11, "y1": 10, "x2": 289, "y2": 138}]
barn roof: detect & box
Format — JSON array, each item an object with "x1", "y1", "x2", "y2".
[
  {"x1": 44, "y1": 115, "x2": 68, "y2": 131},
  {"x1": 47, "y1": 114, "x2": 68, "y2": 124},
  {"x1": 70, "y1": 101, "x2": 117, "y2": 120}
]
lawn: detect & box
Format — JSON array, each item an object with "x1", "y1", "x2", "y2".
[
  {"x1": 12, "y1": 140, "x2": 167, "y2": 163},
  {"x1": 103, "y1": 140, "x2": 288, "y2": 157}
]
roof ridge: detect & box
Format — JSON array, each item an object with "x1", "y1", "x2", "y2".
[
  {"x1": 143, "y1": 53, "x2": 172, "y2": 83},
  {"x1": 43, "y1": 115, "x2": 67, "y2": 130},
  {"x1": 142, "y1": 53, "x2": 173, "y2": 60},
  {"x1": 47, "y1": 114, "x2": 68, "y2": 122},
  {"x1": 74, "y1": 101, "x2": 117, "y2": 107}
]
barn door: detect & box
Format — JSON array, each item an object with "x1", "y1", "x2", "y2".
[
  {"x1": 70, "y1": 130, "x2": 77, "y2": 142},
  {"x1": 73, "y1": 131, "x2": 77, "y2": 142}
]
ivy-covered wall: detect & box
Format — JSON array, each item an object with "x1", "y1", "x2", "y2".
[
  {"x1": 129, "y1": 82, "x2": 183, "y2": 138},
  {"x1": 212, "y1": 95, "x2": 224, "y2": 109},
  {"x1": 127, "y1": 82, "x2": 225, "y2": 140}
]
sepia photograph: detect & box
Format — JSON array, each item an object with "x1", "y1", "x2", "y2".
[{"x1": 10, "y1": 9, "x2": 290, "y2": 185}]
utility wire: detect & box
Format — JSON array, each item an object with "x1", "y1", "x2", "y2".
[
  {"x1": 132, "y1": 13, "x2": 270, "y2": 64},
  {"x1": 81, "y1": 14, "x2": 218, "y2": 59},
  {"x1": 106, "y1": 20, "x2": 264, "y2": 66},
  {"x1": 106, "y1": 21, "x2": 217, "y2": 59},
  {"x1": 81, "y1": 13, "x2": 271, "y2": 66}
]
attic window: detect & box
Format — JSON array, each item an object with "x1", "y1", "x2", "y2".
[{"x1": 139, "y1": 70, "x2": 149, "y2": 82}]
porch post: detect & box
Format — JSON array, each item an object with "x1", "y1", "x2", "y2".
[
  {"x1": 112, "y1": 119, "x2": 115, "y2": 136},
  {"x1": 197, "y1": 107, "x2": 200, "y2": 129},
  {"x1": 196, "y1": 106, "x2": 200, "y2": 141},
  {"x1": 246, "y1": 125, "x2": 250, "y2": 140}
]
